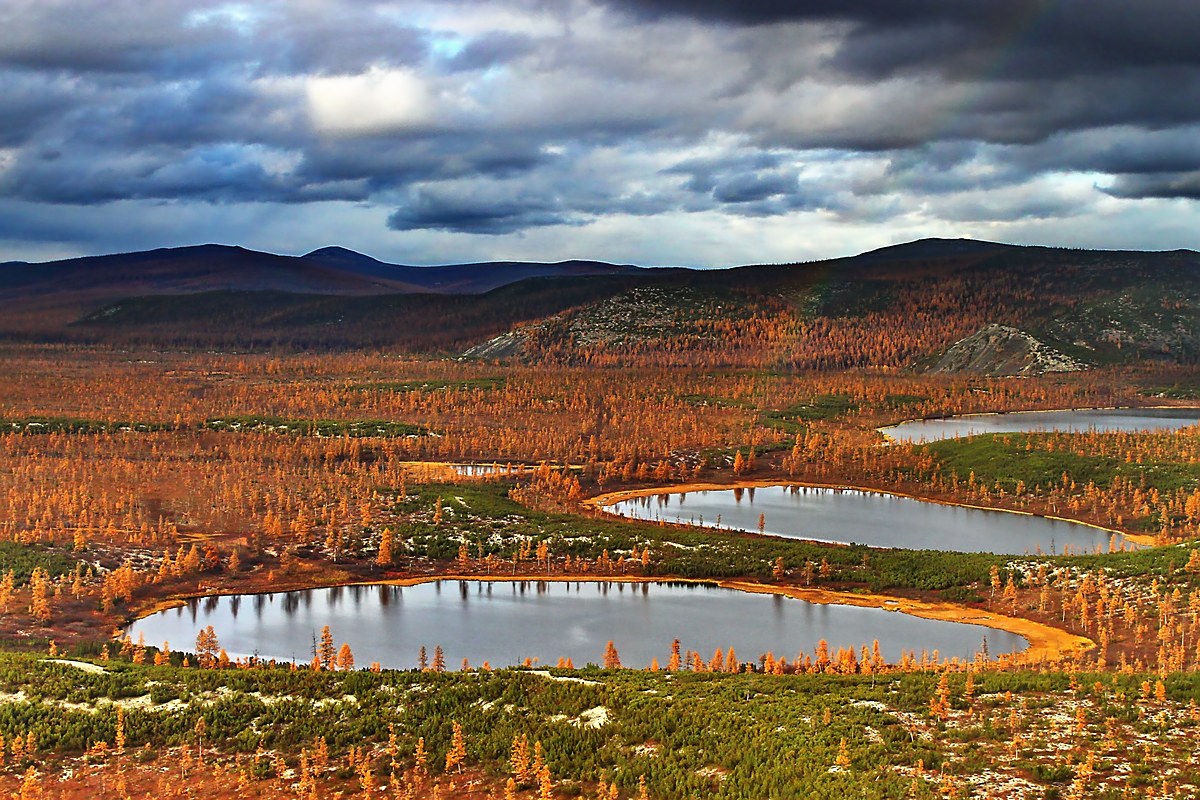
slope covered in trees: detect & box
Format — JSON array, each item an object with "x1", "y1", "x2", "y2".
[{"x1": 1, "y1": 240, "x2": 1197, "y2": 371}]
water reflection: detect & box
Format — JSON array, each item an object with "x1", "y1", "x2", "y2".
[
  {"x1": 128, "y1": 580, "x2": 1026, "y2": 671},
  {"x1": 882, "y1": 407, "x2": 1200, "y2": 443},
  {"x1": 450, "y1": 463, "x2": 541, "y2": 477},
  {"x1": 608, "y1": 485, "x2": 1133, "y2": 555}
]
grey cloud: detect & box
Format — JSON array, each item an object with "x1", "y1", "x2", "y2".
[
  {"x1": 297, "y1": 134, "x2": 553, "y2": 191},
  {"x1": 0, "y1": 2, "x2": 428, "y2": 78},
  {"x1": 1006, "y1": 127, "x2": 1200, "y2": 177},
  {"x1": 0, "y1": 143, "x2": 360, "y2": 206},
  {"x1": 934, "y1": 192, "x2": 1088, "y2": 223},
  {"x1": 712, "y1": 171, "x2": 799, "y2": 204},
  {"x1": 0, "y1": 1, "x2": 229, "y2": 74},
  {"x1": 1105, "y1": 172, "x2": 1200, "y2": 201},
  {"x1": 387, "y1": 185, "x2": 578, "y2": 234},
  {"x1": 0, "y1": 73, "x2": 82, "y2": 147},
  {"x1": 444, "y1": 32, "x2": 535, "y2": 72},
  {"x1": 608, "y1": 1, "x2": 1200, "y2": 76},
  {"x1": 665, "y1": 153, "x2": 784, "y2": 194}
]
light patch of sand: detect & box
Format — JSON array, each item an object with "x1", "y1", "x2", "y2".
[
  {"x1": 526, "y1": 670, "x2": 602, "y2": 686},
  {"x1": 45, "y1": 659, "x2": 107, "y2": 674},
  {"x1": 575, "y1": 706, "x2": 609, "y2": 729}
]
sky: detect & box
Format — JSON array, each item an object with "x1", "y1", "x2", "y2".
[{"x1": 1, "y1": 0, "x2": 1198, "y2": 267}]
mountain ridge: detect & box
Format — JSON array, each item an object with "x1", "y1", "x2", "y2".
[{"x1": 2, "y1": 238, "x2": 1197, "y2": 367}]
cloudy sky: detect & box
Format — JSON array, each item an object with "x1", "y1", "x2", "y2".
[{"x1": 2, "y1": 0, "x2": 1198, "y2": 266}]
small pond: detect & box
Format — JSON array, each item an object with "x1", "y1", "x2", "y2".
[
  {"x1": 126, "y1": 580, "x2": 1025, "y2": 670},
  {"x1": 605, "y1": 485, "x2": 1132, "y2": 554},
  {"x1": 450, "y1": 463, "x2": 533, "y2": 477},
  {"x1": 881, "y1": 407, "x2": 1199, "y2": 443}
]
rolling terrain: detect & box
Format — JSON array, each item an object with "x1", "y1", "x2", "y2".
[{"x1": 2, "y1": 239, "x2": 1198, "y2": 372}]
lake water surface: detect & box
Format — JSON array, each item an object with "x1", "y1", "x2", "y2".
[
  {"x1": 881, "y1": 407, "x2": 1199, "y2": 443},
  {"x1": 450, "y1": 463, "x2": 529, "y2": 477},
  {"x1": 126, "y1": 580, "x2": 1024, "y2": 669},
  {"x1": 606, "y1": 485, "x2": 1130, "y2": 554}
]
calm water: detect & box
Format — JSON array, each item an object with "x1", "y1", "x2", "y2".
[
  {"x1": 450, "y1": 464, "x2": 554, "y2": 477},
  {"x1": 450, "y1": 463, "x2": 527, "y2": 477},
  {"x1": 606, "y1": 485, "x2": 1131, "y2": 554},
  {"x1": 882, "y1": 407, "x2": 1200, "y2": 443},
  {"x1": 125, "y1": 580, "x2": 1024, "y2": 669}
]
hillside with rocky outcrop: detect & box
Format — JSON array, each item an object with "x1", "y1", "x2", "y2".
[{"x1": 917, "y1": 324, "x2": 1088, "y2": 377}]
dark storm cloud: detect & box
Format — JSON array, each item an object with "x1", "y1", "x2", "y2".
[
  {"x1": 0, "y1": 0, "x2": 1196, "y2": 257},
  {"x1": 1007, "y1": 127, "x2": 1200, "y2": 178},
  {"x1": 603, "y1": 0, "x2": 1003, "y2": 26},
  {"x1": 608, "y1": 1, "x2": 1200, "y2": 73},
  {"x1": 0, "y1": 73, "x2": 81, "y2": 147},
  {"x1": 387, "y1": 186, "x2": 577, "y2": 234},
  {"x1": 610, "y1": 0, "x2": 1200, "y2": 158},
  {"x1": 1106, "y1": 172, "x2": 1200, "y2": 201}
]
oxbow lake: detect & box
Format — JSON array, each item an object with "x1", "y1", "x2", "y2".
[
  {"x1": 605, "y1": 485, "x2": 1132, "y2": 555},
  {"x1": 125, "y1": 580, "x2": 1026, "y2": 670},
  {"x1": 880, "y1": 407, "x2": 1200, "y2": 443}
]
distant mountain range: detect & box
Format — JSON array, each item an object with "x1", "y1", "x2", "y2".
[
  {"x1": 2, "y1": 238, "x2": 1197, "y2": 373},
  {"x1": 0, "y1": 243, "x2": 645, "y2": 299}
]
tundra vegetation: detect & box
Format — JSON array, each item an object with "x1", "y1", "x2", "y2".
[{"x1": 0, "y1": 251, "x2": 1198, "y2": 798}]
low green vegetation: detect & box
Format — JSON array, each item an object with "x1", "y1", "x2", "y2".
[
  {"x1": 349, "y1": 377, "x2": 507, "y2": 392},
  {"x1": 0, "y1": 543, "x2": 75, "y2": 584},
  {"x1": 1141, "y1": 383, "x2": 1200, "y2": 400},
  {"x1": 0, "y1": 417, "x2": 170, "y2": 434},
  {"x1": 6, "y1": 653, "x2": 1197, "y2": 798},
  {"x1": 922, "y1": 433, "x2": 1200, "y2": 494},
  {"x1": 203, "y1": 416, "x2": 427, "y2": 437},
  {"x1": 0, "y1": 415, "x2": 432, "y2": 438},
  {"x1": 0, "y1": 654, "x2": 922, "y2": 797},
  {"x1": 680, "y1": 394, "x2": 755, "y2": 409},
  {"x1": 759, "y1": 394, "x2": 858, "y2": 431}
]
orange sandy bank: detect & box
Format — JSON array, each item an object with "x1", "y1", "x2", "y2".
[
  {"x1": 716, "y1": 580, "x2": 1092, "y2": 663},
  {"x1": 585, "y1": 479, "x2": 1158, "y2": 548},
  {"x1": 376, "y1": 575, "x2": 1091, "y2": 664}
]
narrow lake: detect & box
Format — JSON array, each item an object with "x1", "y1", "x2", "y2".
[
  {"x1": 606, "y1": 485, "x2": 1131, "y2": 554},
  {"x1": 126, "y1": 580, "x2": 1025, "y2": 669},
  {"x1": 881, "y1": 407, "x2": 1199, "y2": 443},
  {"x1": 450, "y1": 463, "x2": 528, "y2": 477}
]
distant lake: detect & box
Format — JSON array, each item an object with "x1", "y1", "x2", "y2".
[
  {"x1": 881, "y1": 407, "x2": 1200, "y2": 443},
  {"x1": 450, "y1": 463, "x2": 532, "y2": 477},
  {"x1": 126, "y1": 580, "x2": 1025, "y2": 669},
  {"x1": 606, "y1": 485, "x2": 1131, "y2": 554}
]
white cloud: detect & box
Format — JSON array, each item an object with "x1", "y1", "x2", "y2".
[{"x1": 306, "y1": 67, "x2": 442, "y2": 137}]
